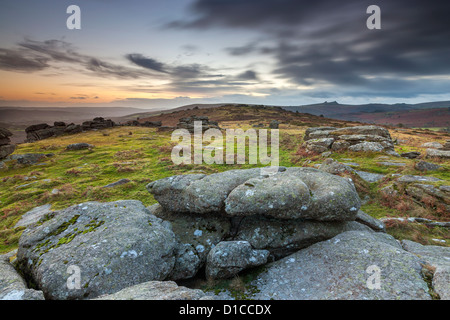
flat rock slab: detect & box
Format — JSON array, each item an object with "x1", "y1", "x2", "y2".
[
  {"x1": 250, "y1": 231, "x2": 431, "y2": 300},
  {"x1": 397, "y1": 175, "x2": 443, "y2": 183},
  {"x1": 14, "y1": 204, "x2": 53, "y2": 229},
  {"x1": 94, "y1": 281, "x2": 212, "y2": 300},
  {"x1": 377, "y1": 162, "x2": 407, "y2": 167},
  {"x1": 355, "y1": 170, "x2": 385, "y2": 183}
]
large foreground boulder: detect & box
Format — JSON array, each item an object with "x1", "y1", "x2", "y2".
[
  {"x1": 249, "y1": 231, "x2": 431, "y2": 300},
  {"x1": 148, "y1": 167, "x2": 361, "y2": 221},
  {"x1": 17, "y1": 200, "x2": 177, "y2": 300}
]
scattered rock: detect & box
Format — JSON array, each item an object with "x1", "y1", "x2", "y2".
[
  {"x1": 377, "y1": 161, "x2": 406, "y2": 167},
  {"x1": 17, "y1": 200, "x2": 177, "y2": 300},
  {"x1": 102, "y1": 179, "x2": 131, "y2": 188},
  {"x1": 206, "y1": 241, "x2": 269, "y2": 280},
  {"x1": 94, "y1": 281, "x2": 212, "y2": 300},
  {"x1": 415, "y1": 161, "x2": 442, "y2": 172},
  {"x1": 421, "y1": 142, "x2": 443, "y2": 149},
  {"x1": 269, "y1": 120, "x2": 280, "y2": 129},
  {"x1": 66, "y1": 143, "x2": 94, "y2": 151},
  {"x1": 354, "y1": 170, "x2": 385, "y2": 183},
  {"x1": 250, "y1": 231, "x2": 431, "y2": 300},
  {"x1": 355, "y1": 210, "x2": 386, "y2": 232},
  {"x1": 8, "y1": 153, "x2": 50, "y2": 165},
  {"x1": 401, "y1": 152, "x2": 421, "y2": 159},
  {"x1": 426, "y1": 148, "x2": 450, "y2": 159}
]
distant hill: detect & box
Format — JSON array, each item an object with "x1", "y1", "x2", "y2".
[{"x1": 283, "y1": 101, "x2": 450, "y2": 118}]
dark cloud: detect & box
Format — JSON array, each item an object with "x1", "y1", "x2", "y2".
[
  {"x1": 0, "y1": 48, "x2": 49, "y2": 72},
  {"x1": 237, "y1": 70, "x2": 258, "y2": 81},
  {"x1": 0, "y1": 39, "x2": 152, "y2": 79},
  {"x1": 173, "y1": 0, "x2": 450, "y2": 98},
  {"x1": 126, "y1": 54, "x2": 168, "y2": 73}
]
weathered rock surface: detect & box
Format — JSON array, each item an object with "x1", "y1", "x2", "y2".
[
  {"x1": 421, "y1": 142, "x2": 443, "y2": 149},
  {"x1": 250, "y1": 231, "x2": 431, "y2": 300},
  {"x1": 0, "y1": 127, "x2": 15, "y2": 160},
  {"x1": 94, "y1": 281, "x2": 212, "y2": 300},
  {"x1": 66, "y1": 143, "x2": 94, "y2": 151},
  {"x1": 15, "y1": 204, "x2": 53, "y2": 229},
  {"x1": 148, "y1": 168, "x2": 361, "y2": 221},
  {"x1": 17, "y1": 200, "x2": 177, "y2": 300},
  {"x1": 1, "y1": 256, "x2": 45, "y2": 300},
  {"x1": 206, "y1": 241, "x2": 269, "y2": 280},
  {"x1": 355, "y1": 210, "x2": 386, "y2": 232},
  {"x1": 426, "y1": 148, "x2": 450, "y2": 159},
  {"x1": 402, "y1": 240, "x2": 450, "y2": 300},
  {"x1": 415, "y1": 161, "x2": 442, "y2": 172}
]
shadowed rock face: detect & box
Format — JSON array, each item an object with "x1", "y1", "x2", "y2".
[{"x1": 0, "y1": 127, "x2": 16, "y2": 160}]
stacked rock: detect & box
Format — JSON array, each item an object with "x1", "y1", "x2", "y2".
[
  {"x1": 147, "y1": 167, "x2": 370, "y2": 280},
  {"x1": 303, "y1": 125, "x2": 397, "y2": 155},
  {"x1": 81, "y1": 117, "x2": 115, "y2": 130},
  {"x1": 0, "y1": 127, "x2": 16, "y2": 160},
  {"x1": 176, "y1": 115, "x2": 220, "y2": 133}
]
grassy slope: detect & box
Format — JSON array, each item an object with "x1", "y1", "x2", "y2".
[{"x1": 0, "y1": 105, "x2": 449, "y2": 253}]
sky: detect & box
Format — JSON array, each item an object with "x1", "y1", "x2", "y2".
[{"x1": 1, "y1": 0, "x2": 450, "y2": 110}]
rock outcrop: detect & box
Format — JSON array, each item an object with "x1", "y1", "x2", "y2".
[
  {"x1": 0, "y1": 127, "x2": 16, "y2": 160},
  {"x1": 146, "y1": 167, "x2": 370, "y2": 280},
  {"x1": 303, "y1": 125, "x2": 398, "y2": 156},
  {"x1": 25, "y1": 118, "x2": 115, "y2": 142},
  {"x1": 176, "y1": 115, "x2": 220, "y2": 133}
]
